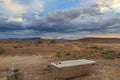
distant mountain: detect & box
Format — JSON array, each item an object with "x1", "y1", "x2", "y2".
[
  {"x1": 0, "y1": 37, "x2": 69, "y2": 41},
  {"x1": 1, "y1": 37, "x2": 41, "y2": 40},
  {"x1": 40, "y1": 38, "x2": 69, "y2": 42},
  {"x1": 74, "y1": 37, "x2": 120, "y2": 43},
  {"x1": 2, "y1": 37, "x2": 120, "y2": 43}
]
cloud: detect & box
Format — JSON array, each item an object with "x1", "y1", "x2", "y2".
[
  {"x1": 41, "y1": 33, "x2": 90, "y2": 40},
  {"x1": 87, "y1": 33, "x2": 120, "y2": 38},
  {"x1": 0, "y1": 0, "x2": 43, "y2": 17},
  {"x1": 28, "y1": 3, "x2": 120, "y2": 37},
  {"x1": 0, "y1": 30, "x2": 41, "y2": 39},
  {"x1": 0, "y1": 0, "x2": 4, "y2": 3},
  {"x1": 0, "y1": 0, "x2": 120, "y2": 39},
  {"x1": 25, "y1": 4, "x2": 119, "y2": 33},
  {"x1": 96, "y1": 0, "x2": 120, "y2": 12},
  {"x1": 7, "y1": 17, "x2": 25, "y2": 22},
  {"x1": 2, "y1": 0, "x2": 27, "y2": 15},
  {"x1": 0, "y1": 17, "x2": 24, "y2": 32}
]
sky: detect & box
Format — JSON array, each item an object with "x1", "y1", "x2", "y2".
[{"x1": 0, "y1": 0, "x2": 120, "y2": 39}]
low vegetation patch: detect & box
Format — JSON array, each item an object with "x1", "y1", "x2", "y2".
[
  {"x1": 101, "y1": 49, "x2": 117, "y2": 59},
  {"x1": 116, "y1": 54, "x2": 120, "y2": 58},
  {"x1": 0, "y1": 46, "x2": 5, "y2": 54},
  {"x1": 56, "y1": 52, "x2": 61, "y2": 57},
  {"x1": 50, "y1": 40, "x2": 56, "y2": 44},
  {"x1": 64, "y1": 52, "x2": 71, "y2": 56},
  {"x1": 72, "y1": 53, "x2": 78, "y2": 58},
  {"x1": 37, "y1": 39, "x2": 44, "y2": 44},
  {"x1": 13, "y1": 45, "x2": 23, "y2": 48},
  {"x1": 90, "y1": 45, "x2": 104, "y2": 51},
  {"x1": 13, "y1": 46, "x2": 19, "y2": 48}
]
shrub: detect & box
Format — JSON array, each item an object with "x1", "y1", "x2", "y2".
[
  {"x1": 0, "y1": 46, "x2": 5, "y2": 54},
  {"x1": 13, "y1": 45, "x2": 22, "y2": 48},
  {"x1": 50, "y1": 40, "x2": 56, "y2": 44},
  {"x1": 35, "y1": 44, "x2": 38, "y2": 46},
  {"x1": 13, "y1": 46, "x2": 19, "y2": 48},
  {"x1": 72, "y1": 53, "x2": 77, "y2": 58},
  {"x1": 65, "y1": 52, "x2": 71, "y2": 56},
  {"x1": 19, "y1": 46, "x2": 23, "y2": 48},
  {"x1": 116, "y1": 54, "x2": 120, "y2": 58},
  {"x1": 37, "y1": 39, "x2": 44, "y2": 44},
  {"x1": 101, "y1": 49, "x2": 116, "y2": 59},
  {"x1": 90, "y1": 45, "x2": 104, "y2": 50},
  {"x1": 56, "y1": 52, "x2": 61, "y2": 57}
]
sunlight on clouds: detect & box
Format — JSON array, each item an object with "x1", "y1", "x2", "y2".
[
  {"x1": 41, "y1": 34, "x2": 86, "y2": 40},
  {"x1": 110, "y1": 0, "x2": 120, "y2": 9},
  {"x1": 7, "y1": 17, "x2": 24, "y2": 22},
  {"x1": 99, "y1": 7, "x2": 109, "y2": 12},
  {"x1": 88, "y1": 34, "x2": 120, "y2": 38},
  {"x1": 0, "y1": 0, "x2": 120, "y2": 39},
  {"x1": 1, "y1": 0, "x2": 43, "y2": 16},
  {"x1": 97, "y1": 0, "x2": 120, "y2": 12},
  {"x1": 3, "y1": 0, "x2": 27, "y2": 14}
]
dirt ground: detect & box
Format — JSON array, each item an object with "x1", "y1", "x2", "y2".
[
  {"x1": 0, "y1": 56, "x2": 120, "y2": 80},
  {"x1": 0, "y1": 40, "x2": 120, "y2": 80}
]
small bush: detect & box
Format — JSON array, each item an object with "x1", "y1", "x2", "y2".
[
  {"x1": 13, "y1": 45, "x2": 22, "y2": 48},
  {"x1": 13, "y1": 46, "x2": 19, "y2": 48},
  {"x1": 101, "y1": 50, "x2": 116, "y2": 59},
  {"x1": 116, "y1": 54, "x2": 120, "y2": 58},
  {"x1": 19, "y1": 46, "x2": 23, "y2": 48},
  {"x1": 72, "y1": 53, "x2": 77, "y2": 58},
  {"x1": 37, "y1": 39, "x2": 44, "y2": 44},
  {"x1": 90, "y1": 45, "x2": 104, "y2": 50},
  {"x1": 50, "y1": 40, "x2": 56, "y2": 44},
  {"x1": 0, "y1": 46, "x2": 5, "y2": 54},
  {"x1": 65, "y1": 52, "x2": 71, "y2": 56},
  {"x1": 35, "y1": 44, "x2": 38, "y2": 46},
  {"x1": 56, "y1": 52, "x2": 61, "y2": 57}
]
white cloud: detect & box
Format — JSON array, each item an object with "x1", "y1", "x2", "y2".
[
  {"x1": 3, "y1": 0, "x2": 27, "y2": 15},
  {"x1": 87, "y1": 33, "x2": 120, "y2": 38},
  {"x1": 27, "y1": 0, "x2": 44, "y2": 14},
  {"x1": 0, "y1": 0, "x2": 44, "y2": 16},
  {"x1": 41, "y1": 33, "x2": 90, "y2": 40},
  {"x1": 0, "y1": 0, "x2": 120, "y2": 39},
  {"x1": 7, "y1": 17, "x2": 24, "y2": 22},
  {"x1": 96, "y1": 0, "x2": 120, "y2": 12}
]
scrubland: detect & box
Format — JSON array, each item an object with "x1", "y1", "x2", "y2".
[{"x1": 0, "y1": 40, "x2": 120, "y2": 80}]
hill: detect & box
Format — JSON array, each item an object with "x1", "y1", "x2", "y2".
[{"x1": 75, "y1": 37, "x2": 120, "y2": 43}]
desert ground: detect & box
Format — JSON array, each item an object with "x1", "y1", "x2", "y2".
[{"x1": 0, "y1": 40, "x2": 120, "y2": 80}]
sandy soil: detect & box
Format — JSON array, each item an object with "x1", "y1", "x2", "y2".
[
  {"x1": 0, "y1": 56, "x2": 120, "y2": 80},
  {"x1": 0, "y1": 40, "x2": 120, "y2": 80}
]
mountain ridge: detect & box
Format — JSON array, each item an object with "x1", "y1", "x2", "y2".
[{"x1": 74, "y1": 37, "x2": 120, "y2": 43}]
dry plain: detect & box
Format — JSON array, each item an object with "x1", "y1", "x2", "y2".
[{"x1": 0, "y1": 40, "x2": 120, "y2": 80}]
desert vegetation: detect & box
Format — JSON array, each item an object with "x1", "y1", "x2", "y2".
[
  {"x1": 0, "y1": 40, "x2": 120, "y2": 59},
  {"x1": 0, "y1": 40, "x2": 120, "y2": 80},
  {"x1": 0, "y1": 45, "x2": 5, "y2": 55}
]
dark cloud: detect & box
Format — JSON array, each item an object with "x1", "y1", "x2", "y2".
[
  {"x1": 25, "y1": 4, "x2": 119, "y2": 34},
  {"x1": 0, "y1": 18, "x2": 25, "y2": 32},
  {"x1": 24, "y1": 4, "x2": 103, "y2": 33},
  {"x1": 0, "y1": 3, "x2": 120, "y2": 37}
]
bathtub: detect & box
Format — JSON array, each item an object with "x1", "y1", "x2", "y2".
[{"x1": 50, "y1": 59, "x2": 96, "y2": 80}]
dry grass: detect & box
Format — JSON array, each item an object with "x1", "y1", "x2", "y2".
[
  {"x1": 0, "y1": 56, "x2": 120, "y2": 80},
  {"x1": 0, "y1": 40, "x2": 120, "y2": 80},
  {"x1": 1, "y1": 40, "x2": 120, "y2": 59}
]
